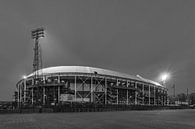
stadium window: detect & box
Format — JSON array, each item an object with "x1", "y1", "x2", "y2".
[
  {"x1": 130, "y1": 81, "x2": 135, "y2": 87},
  {"x1": 60, "y1": 76, "x2": 66, "y2": 83},
  {"x1": 26, "y1": 79, "x2": 33, "y2": 87}
]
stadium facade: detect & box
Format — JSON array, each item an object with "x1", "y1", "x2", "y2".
[{"x1": 16, "y1": 66, "x2": 167, "y2": 107}]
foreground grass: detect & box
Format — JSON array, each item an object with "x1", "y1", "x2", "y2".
[{"x1": 0, "y1": 109, "x2": 194, "y2": 129}]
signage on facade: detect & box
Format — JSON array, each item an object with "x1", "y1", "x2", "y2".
[
  {"x1": 60, "y1": 94, "x2": 74, "y2": 101},
  {"x1": 76, "y1": 98, "x2": 90, "y2": 102}
]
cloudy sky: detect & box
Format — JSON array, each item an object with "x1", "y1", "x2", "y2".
[{"x1": 0, "y1": 0, "x2": 194, "y2": 100}]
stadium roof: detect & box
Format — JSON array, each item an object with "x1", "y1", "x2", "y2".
[{"x1": 27, "y1": 66, "x2": 163, "y2": 87}]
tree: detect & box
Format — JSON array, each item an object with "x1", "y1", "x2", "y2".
[{"x1": 177, "y1": 93, "x2": 187, "y2": 102}]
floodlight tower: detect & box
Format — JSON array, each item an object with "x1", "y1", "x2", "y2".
[{"x1": 31, "y1": 27, "x2": 44, "y2": 79}]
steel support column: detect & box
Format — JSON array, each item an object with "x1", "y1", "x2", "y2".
[
  {"x1": 116, "y1": 79, "x2": 119, "y2": 104},
  {"x1": 160, "y1": 89, "x2": 162, "y2": 105},
  {"x1": 75, "y1": 76, "x2": 77, "y2": 101},
  {"x1": 57, "y1": 75, "x2": 60, "y2": 83},
  {"x1": 58, "y1": 86, "x2": 60, "y2": 103},
  {"x1": 43, "y1": 76, "x2": 46, "y2": 84},
  {"x1": 127, "y1": 81, "x2": 129, "y2": 105},
  {"x1": 164, "y1": 90, "x2": 166, "y2": 105},
  {"x1": 20, "y1": 84, "x2": 22, "y2": 105},
  {"x1": 142, "y1": 84, "x2": 145, "y2": 105},
  {"x1": 43, "y1": 87, "x2": 45, "y2": 105},
  {"x1": 24, "y1": 80, "x2": 26, "y2": 104},
  {"x1": 165, "y1": 89, "x2": 168, "y2": 105},
  {"x1": 135, "y1": 82, "x2": 137, "y2": 105},
  {"x1": 154, "y1": 86, "x2": 155, "y2": 105},
  {"x1": 116, "y1": 89, "x2": 118, "y2": 104},
  {"x1": 91, "y1": 76, "x2": 93, "y2": 102},
  {"x1": 162, "y1": 89, "x2": 164, "y2": 106},
  {"x1": 149, "y1": 85, "x2": 150, "y2": 105},
  {"x1": 105, "y1": 78, "x2": 107, "y2": 105},
  {"x1": 32, "y1": 87, "x2": 34, "y2": 105},
  {"x1": 18, "y1": 85, "x2": 20, "y2": 108}
]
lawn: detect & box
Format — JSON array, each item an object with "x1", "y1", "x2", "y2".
[{"x1": 0, "y1": 109, "x2": 194, "y2": 129}]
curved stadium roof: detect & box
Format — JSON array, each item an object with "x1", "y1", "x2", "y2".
[{"x1": 27, "y1": 66, "x2": 163, "y2": 87}]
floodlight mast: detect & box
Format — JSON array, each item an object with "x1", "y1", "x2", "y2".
[{"x1": 31, "y1": 27, "x2": 44, "y2": 79}]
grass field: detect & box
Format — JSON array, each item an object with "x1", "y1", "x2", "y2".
[{"x1": 0, "y1": 109, "x2": 195, "y2": 129}]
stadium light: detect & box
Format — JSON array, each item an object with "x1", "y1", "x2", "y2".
[
  {"x1": 160, "y1": 72, "x2": 170, "y2": 86},
  {"x1": 161, "y1": 74, "x2": 168, "y2": 82},
  {"x1": 31, "y1": 27, "x2": 44, "y2": 39},
  {"x1": 22, "y1": 75, "x2": 27, "y2": 79}
]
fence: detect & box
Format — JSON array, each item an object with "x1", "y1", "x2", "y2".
[{"x1": 0, "y1": 103, "x2": 192, "y2": 114}]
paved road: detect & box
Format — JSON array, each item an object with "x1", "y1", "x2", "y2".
[{"x1": 0, "y1": 109, "x2": 195, "y2": 129}]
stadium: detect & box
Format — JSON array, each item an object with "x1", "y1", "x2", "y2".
[{"x1": 16, "y1": 66, "x2": 167, "y2": 107}]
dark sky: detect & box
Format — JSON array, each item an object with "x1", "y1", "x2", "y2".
[{"x1": 0, "y1": 0, "x2": 194, "y2": 100}]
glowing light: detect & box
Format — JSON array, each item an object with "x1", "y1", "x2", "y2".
[
  {"x1": 22, "y1": 75, "x2": 27, "y2": 79},
  {"x1": 160, "y1": 73, "x2": 170, "y2": 82}
]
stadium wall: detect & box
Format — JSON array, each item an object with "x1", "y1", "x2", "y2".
[{"x1": 16, "y1": 66, "x2": 167, "y2": 108}]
